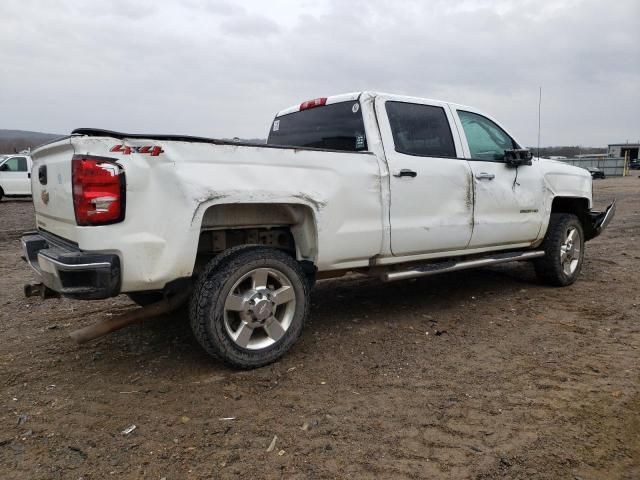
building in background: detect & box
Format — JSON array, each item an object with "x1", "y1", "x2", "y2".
[{"x1": 608, "y1": 143, "x2": 639, "y2": 160}]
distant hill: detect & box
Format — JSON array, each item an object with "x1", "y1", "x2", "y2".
[{"x1": 0, "y1": 130, "x2": 63, "y2": 154}]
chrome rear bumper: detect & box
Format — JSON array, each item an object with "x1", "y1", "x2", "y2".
[{"x1": 21, "y1": 231, "x2": 120, "y2": 300}]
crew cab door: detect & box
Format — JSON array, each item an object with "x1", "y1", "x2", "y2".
[
  {"x1": 375, "y1": 96, "x2": 473, "y2": 256},
  {"x1": 0, "y1": 156, "x2": 31, "y2": 195},
  {"x1": 450, "y1": 107, "x2": 544, "y2": 248}
]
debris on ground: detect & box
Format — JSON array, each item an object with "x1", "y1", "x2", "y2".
[
  {"x1": 121, "y1": 425, "x2": 137, "y2": 436},
  {"x1": 266, "y1": 435, "x2": 277, "y2": 452}
]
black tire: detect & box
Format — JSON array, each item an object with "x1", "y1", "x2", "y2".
[
  {"x1": 0, "y1": 187, "x2": 4, "y2": 202},
  {"x1": 189, "y1": 245, "x2": 309, "y2": 369},
  {"x1": 306, "y1": 272, "x2": 317, "y2": 290},
  {"x1": 534, "y1": 213, "x2": 585, "y2": 286}
]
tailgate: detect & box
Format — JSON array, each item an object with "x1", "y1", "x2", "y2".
[{"x1": 30, "y1": 137, "x2": 78, "y2": 242}]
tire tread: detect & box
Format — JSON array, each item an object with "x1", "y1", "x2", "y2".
[
  {"x1": 189, "y1": 245, "x2": 309, "y2": 368},
  {"x1": 534, "y1": 213, "x2": 584, "y2": 286}
]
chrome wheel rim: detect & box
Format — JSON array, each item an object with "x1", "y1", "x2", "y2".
[
  {"x1": 560, "y1": 227, "x2": 581, "y2": 276},
  {"x1": 222, "y1": 267, "x2": 296, "y2": 350}
]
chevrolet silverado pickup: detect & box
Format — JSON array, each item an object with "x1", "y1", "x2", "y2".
[{"x1": 21, "y1": 92, "x2": 615, "y2": 368}]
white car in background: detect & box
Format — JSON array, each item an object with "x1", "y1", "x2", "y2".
[{"x1": 0, "y1": 154, "x2": 32, "y2": 200}]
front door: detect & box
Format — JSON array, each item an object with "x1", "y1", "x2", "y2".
[
  {"x1": 375, "y1": 96, "x2": 474, "y2": 256},
  {"x1": 451, "y1": 108, "x2": 544, "y2": 248}
]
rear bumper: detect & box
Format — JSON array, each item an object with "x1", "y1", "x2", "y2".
[
  {"x1": 587, "y1": 199, "x2": 616, "y2": 240},
  {"x1": 21, "y1": 231, "x2": 120, "y2": 299}
]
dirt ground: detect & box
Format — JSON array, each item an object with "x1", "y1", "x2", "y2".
[{"x1": 1, "y1": 177, "x2": 638, "y2": 479}]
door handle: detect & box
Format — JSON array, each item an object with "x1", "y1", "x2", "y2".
[
  {"x1": 38, "y1": 165, "x2": 47, "y2": 185},
  {"x1": 475, "y1": 172, "x2": 495, "y2": 180},
  {"x1": 28, "y1": 172, "x2": 31, "y2": 179},
  {"x1": 393, "y1": 169, "x2": 417, "y2": 178}
]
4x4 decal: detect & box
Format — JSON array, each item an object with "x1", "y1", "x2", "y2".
[{"x1": 110, "y1": 145, "x2": 164, "y2": 156}]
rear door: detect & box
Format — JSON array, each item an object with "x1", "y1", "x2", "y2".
[
  {"x1": 0, "y1": 156, "x2": 31, "y2": 194},
  {"x1": 375, "y1": 95, "x2": 473, "y2": 256},
  {"x1": 451, "y1": 107, "x2": 544, "y2": 248}
]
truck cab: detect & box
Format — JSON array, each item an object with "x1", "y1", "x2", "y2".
[{"x1": 267, "y1": 92, "x2": 592, "y2": 259}]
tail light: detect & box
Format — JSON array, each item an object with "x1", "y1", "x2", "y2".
[
  {"x1": 299, "y1": 97, "x2": 327, "y2": 111},
  {"x1": 72, "y1": 155, "x2": 125, "y2": 226}
]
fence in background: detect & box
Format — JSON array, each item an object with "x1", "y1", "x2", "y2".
[{"x1": 557, "y1": 157, "x2": 627, "y2": 177}]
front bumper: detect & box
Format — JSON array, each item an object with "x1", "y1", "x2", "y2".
[
  {"x1": 21, "y1": 231, "x2": 120, "y2": 300},
  {"x1": 587, "y1": 199, "x2": 616, "y2": 240}
]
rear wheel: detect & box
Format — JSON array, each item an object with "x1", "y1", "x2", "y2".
[
  {"x1": 534, "y1": 213, "x2": 585, "y2": 286},
  {"x1": 190, "y1": 246, "x2": 309, "y2": 368}
]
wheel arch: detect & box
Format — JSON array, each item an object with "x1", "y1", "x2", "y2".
[
  {"x1": 550, "y1": 196, "x2": 594, "y2": 240},
  {"x1": 195, "y1": 202, "x2": 319, "y2": 264}
]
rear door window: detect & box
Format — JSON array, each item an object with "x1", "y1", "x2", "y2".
[
  {"x1": 385, "y1": 102, "x2": 456, "y2": 158},
  {"x1": 267, "y1": 101, "x2": 367, "y2": 152}
]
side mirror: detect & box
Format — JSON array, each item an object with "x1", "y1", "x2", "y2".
[
  {"x1": 0, "y1": 164, "x2": 8, "y2": 172},
  {"x1": 504, "y1": 149, "x2": 533, "y2": 167}
]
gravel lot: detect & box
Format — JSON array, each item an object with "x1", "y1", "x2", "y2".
[{"x1": 0, "y1": 177, "x2": 638, "y2": 479}]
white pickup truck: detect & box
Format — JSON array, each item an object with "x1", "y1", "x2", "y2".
[{"x1": 22, "y1": 92, "x2": 615, "y2": 368}]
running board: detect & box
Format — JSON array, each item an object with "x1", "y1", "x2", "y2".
[{"x1": 382, "y1": 250, "x2": 545, "y2": 282}]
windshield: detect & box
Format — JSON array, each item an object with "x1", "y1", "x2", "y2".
[{"x1": 267, "y1": 101, "x2": 368, "y2": 152}]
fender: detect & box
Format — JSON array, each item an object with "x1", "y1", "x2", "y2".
[{"x1": 535, "y1": 158, "x2": 593, "y2": 243}]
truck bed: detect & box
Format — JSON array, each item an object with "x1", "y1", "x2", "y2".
[{"x1": 29, "y1": 130, "x2": 385, "y2": 292}]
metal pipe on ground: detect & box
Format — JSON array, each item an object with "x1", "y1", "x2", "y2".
[{"x1": 69, "y1": 291, "x2": 190, "y2": 344}]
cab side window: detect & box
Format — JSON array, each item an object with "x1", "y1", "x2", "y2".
[
  {"x1": 2, "y1": 157, "x2": 28, "y2": 172},
  {"x1": 386, "y1": 102, "x2": 456, "y2": 158},
  {"x1": 458, "y1": 111, "x2": 517, "y2": 161}
]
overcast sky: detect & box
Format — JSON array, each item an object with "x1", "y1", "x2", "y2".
[{"x1": 1, "y1": 0, "x2": 638, "y2": 146}]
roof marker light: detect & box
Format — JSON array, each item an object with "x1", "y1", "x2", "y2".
[{"x1": 299, "y1": 97, "x2": 327, "y2": 111}]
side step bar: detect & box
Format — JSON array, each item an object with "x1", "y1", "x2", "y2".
[{"x1": 382, "y1": 250, "x2": 545, "y2": 282}]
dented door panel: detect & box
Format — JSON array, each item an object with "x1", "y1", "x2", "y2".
[
  {"x1": 375, "y1": 94, "x2": 474, "y2": 256},
  {"x1": 449, "y1": 104, "x2": 545, "y2": 248}
]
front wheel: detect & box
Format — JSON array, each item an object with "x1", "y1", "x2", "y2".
[
  {"x1": 534, "y1": 213, "x2": 585, "y2": 286},
  {"x1": 189, "y1": 246, "x2": 309, "y2": 368}
]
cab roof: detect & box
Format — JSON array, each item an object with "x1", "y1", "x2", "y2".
[
  {"x1": 274, "y1": 91, "x2": 477, "y2": 118},
  {"x1": 275, "y1": 92, "x2": 363, "y2": 117}
]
